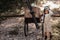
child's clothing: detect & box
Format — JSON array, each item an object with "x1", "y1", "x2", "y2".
[{"x1": 42, "y1": 10, "x2": 53, "y2": 33}]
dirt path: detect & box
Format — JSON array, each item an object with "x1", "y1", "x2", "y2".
[{"x1": 0, "y1": 17, "x2": 42, "y2": 40}]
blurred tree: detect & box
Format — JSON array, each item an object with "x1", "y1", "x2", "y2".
[
  {"x1": 0, "y1": 0, "x2": 17, "y2": 12},
  {"x1": 0, "y1": 0, "x2": 36, "y2": 13},
  {"x1": 0, "y1": 0, "x2": 36, "y2": 22}
]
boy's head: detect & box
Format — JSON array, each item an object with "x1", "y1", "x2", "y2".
[
  {"x1": 44, "y1": 6, "x2": 50, "y2": 14},
  {"x1": 44, "y1": 9, "x2": 49, "y2": 14}
]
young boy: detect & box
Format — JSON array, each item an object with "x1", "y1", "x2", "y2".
[{"x1": 42, "y1": 6, "x2": 53, "y2": 40}]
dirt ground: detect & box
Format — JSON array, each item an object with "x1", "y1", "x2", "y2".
[{"x1": 0, "y1": 17, "x2": 42, "y2": 40}]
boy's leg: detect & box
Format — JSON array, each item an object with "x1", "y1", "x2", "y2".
[
  {"x1": 47, "y1": 32, "x2": 52, "y2": 40},
  {"x1": 49, "y1": 32, "x2": 52, "y2": 40},
  {"x1": 45, "y1": 32, "x2": 47, "y2": 40},
  {"x1": 45, "y1": 35, "x2": 47, "y2": 40}
]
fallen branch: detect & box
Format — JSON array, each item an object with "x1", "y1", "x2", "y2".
[{"x1": 0, "y1": 15, "x2": 24, "y2": 17}]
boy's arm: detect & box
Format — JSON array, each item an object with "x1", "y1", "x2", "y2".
[
  {"x1": 49, "y1": 10, "x2": 54, "y2": 16},
  {"x1": 49, "y1": 10, "x2": 60, "y2": 17}
]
